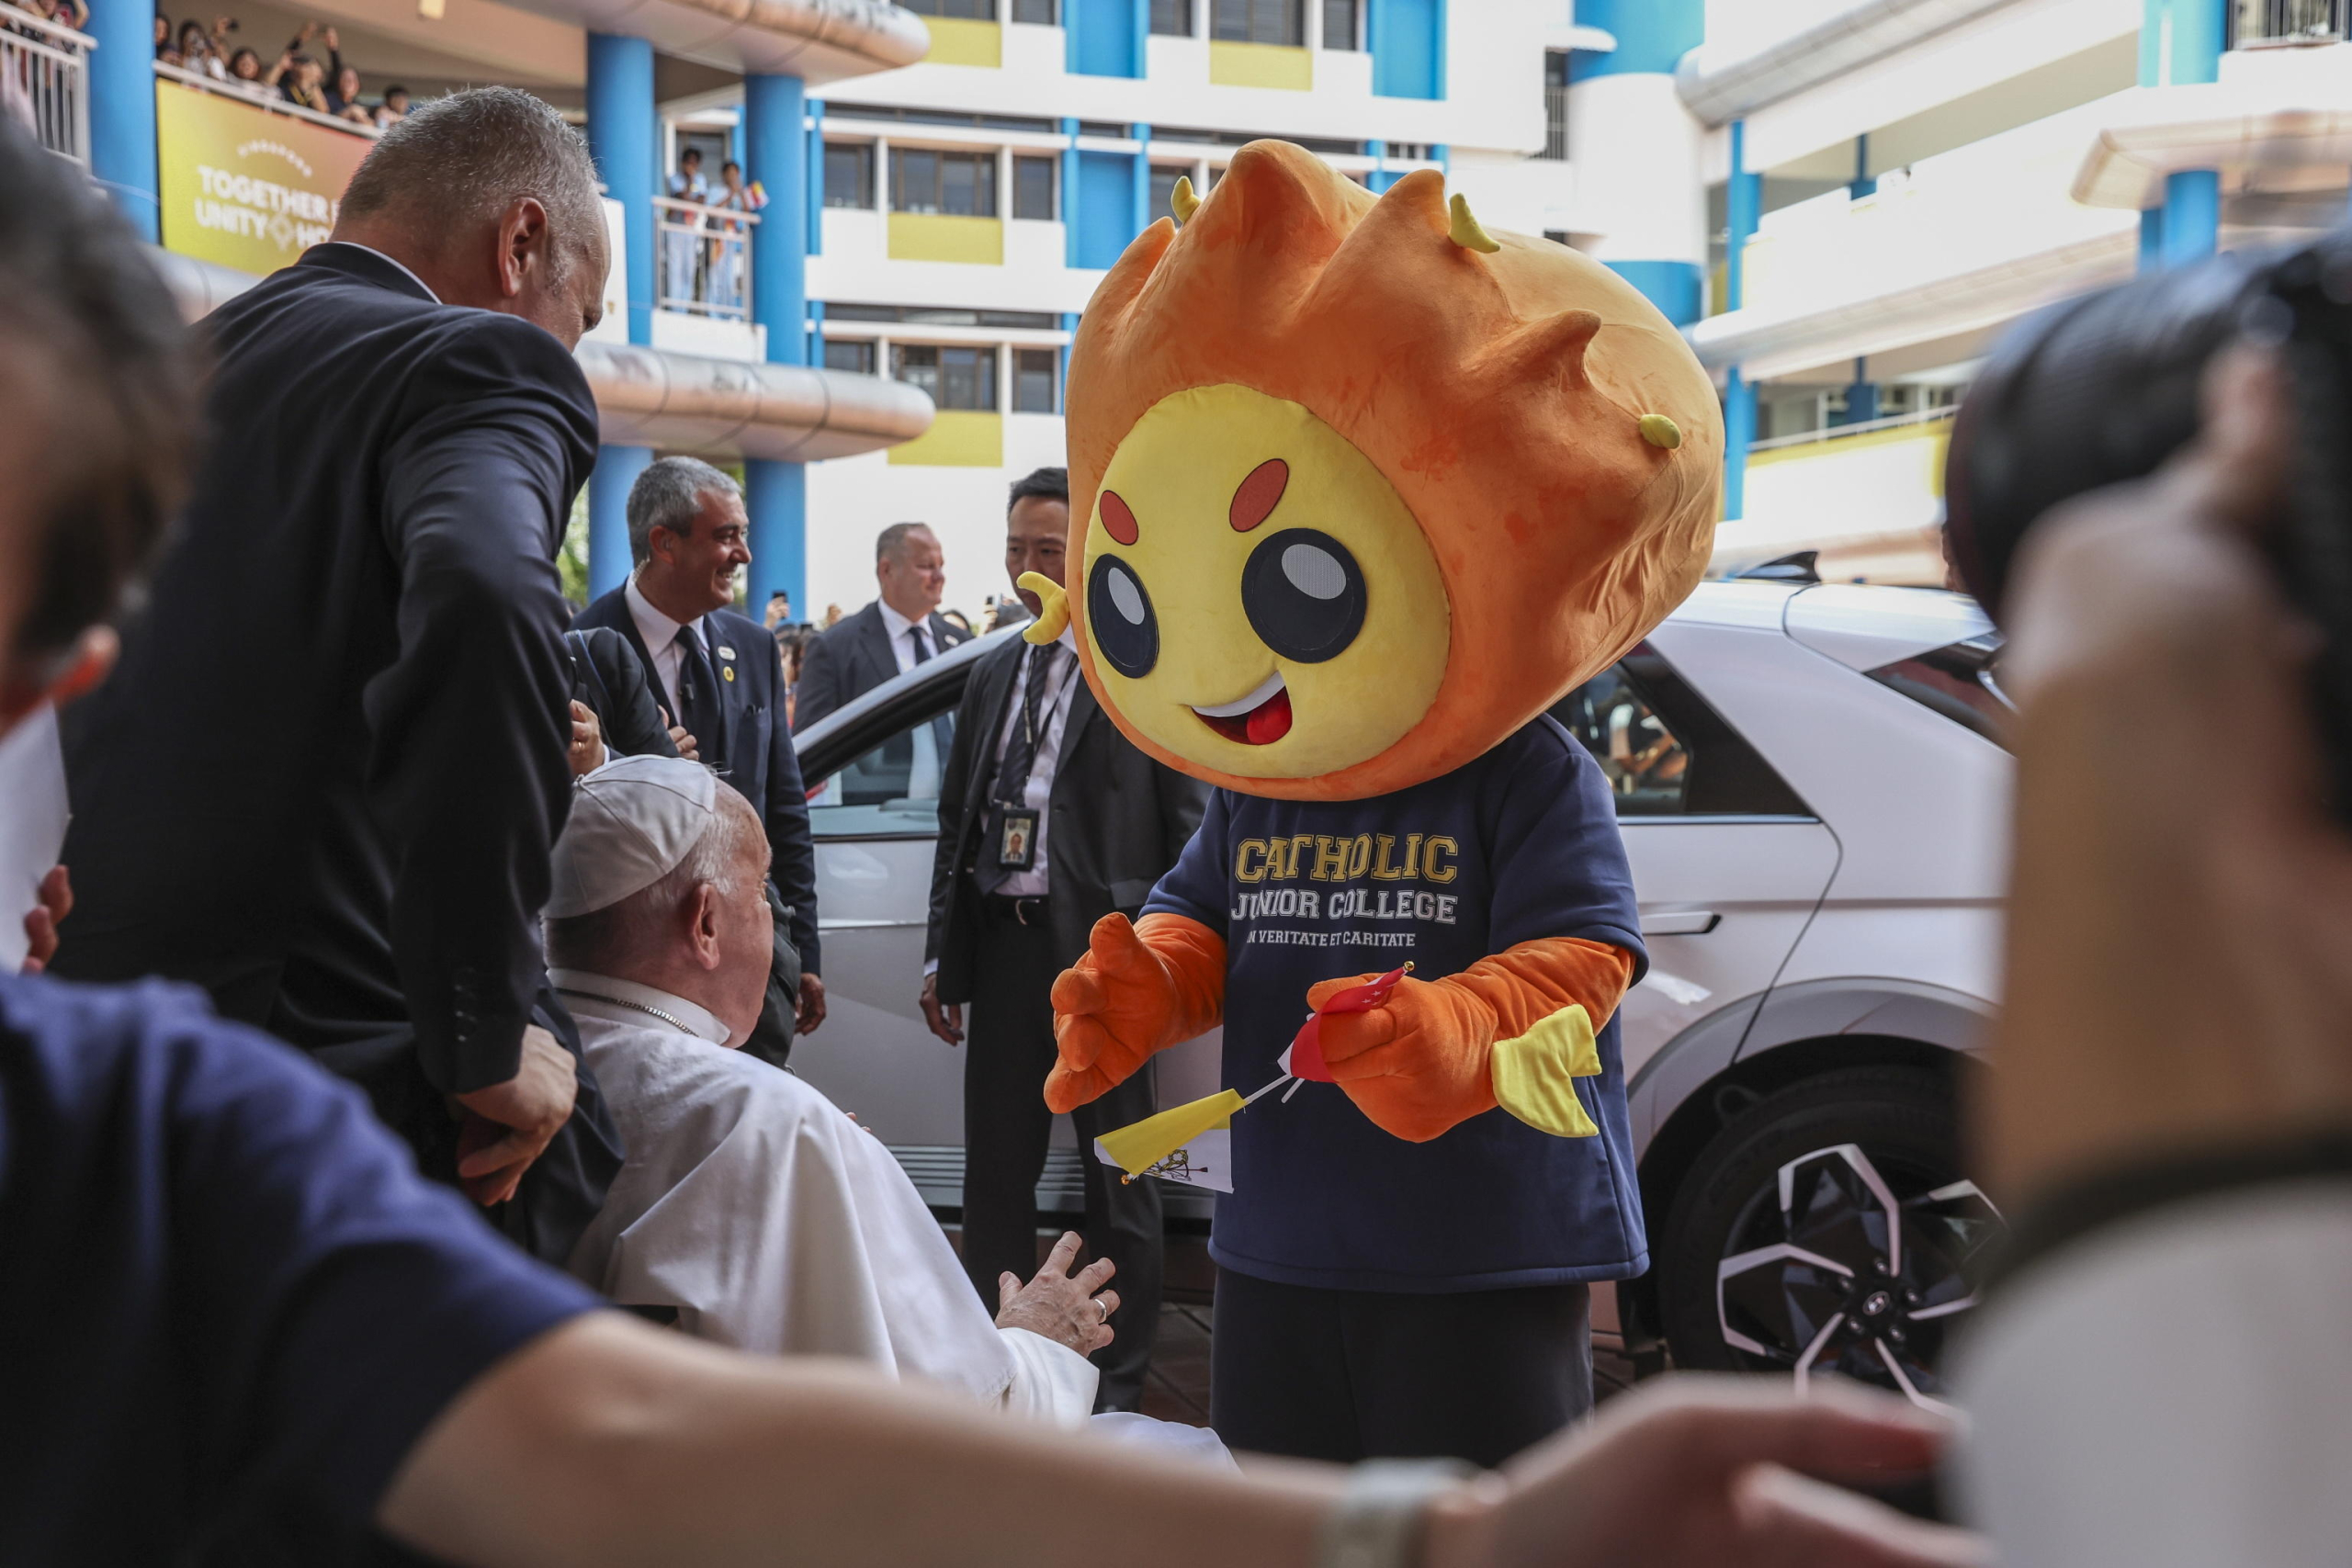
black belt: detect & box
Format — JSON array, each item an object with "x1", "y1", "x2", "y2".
[{"x1": 982, "y1": 893, "x2": 1051, "y2": 927}]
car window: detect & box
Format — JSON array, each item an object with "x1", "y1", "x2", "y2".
[
  {"x1": 1553, "y1": 665, "x2": 1690, "y2": 815},
  {"x1": 806, "y1": 712, "x2": 956, "y2": 837},
  {"x1": 1549, "y1": 645, "x2": 1812, "y2": 818},
  {"x1": 1866, "y1": 633, "x2": 2009, "y2": 749}
]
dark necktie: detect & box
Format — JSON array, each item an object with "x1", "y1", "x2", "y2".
[
  {"x1": 907, "y1": 624, "x2": 932, "y2": 666},
  {"x1": 991, "y1": 643, "x2": 1071, "y2": 807},
  {"x1": 673, "y1": 626, "x2": 724, "y2": 768},
  {"x1": 975, "y1": 644, "x2": 1069, "y2": 895}
]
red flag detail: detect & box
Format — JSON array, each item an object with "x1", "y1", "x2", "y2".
[{"x1": 1287, "y1": 964, "x2": 1410, "y2": 1083}]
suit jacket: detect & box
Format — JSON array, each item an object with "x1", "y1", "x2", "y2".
[
  {"x1": 574, "y1": 588, "x2": 821, "y2": 972},
  {"x1": 793, "y1": 600, "x2": 972, "y2": 732},
  {"x1": 59, "y1": 244, "x2": 593, "y2": 1097},
  {"x1": 568, "y1": 626, "x2": 681, "y2": 762},
  {"x1": 926, "y1": 636, "x2": 1210, "y2": 999}
]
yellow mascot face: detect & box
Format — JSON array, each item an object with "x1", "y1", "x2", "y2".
[
  {"x1": 1081, "y1": 385, "x2": 1451, "y2": 782},
  {"x1": 1064, "y1": 141, "x2": 1724, "y2": 803}
]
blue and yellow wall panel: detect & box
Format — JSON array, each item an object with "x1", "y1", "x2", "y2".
[
  {"x1": 888, "y1": 212, "x2": 1005, "y2": 265},
  {"x1": 924, "y1": 16, "x2": 1002, "y2": 67},
  {"x1": 1209, "y1": 40, "x2": 1312, "y2": 90},
  {"x1": 888, "y1": 410, "x2": 1004, "y2": 467}
]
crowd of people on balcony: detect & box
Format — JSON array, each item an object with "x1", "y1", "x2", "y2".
[
  {"x1": 663, "y1": 144, "x2": 764, "y2": 315},
  {"x1": 153, "y1": 14, "x2": 404, "y2": 128}
]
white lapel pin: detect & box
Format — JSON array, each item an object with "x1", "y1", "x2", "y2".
[{"x1": 717, "y1": 645, "x2": 736, "y2": 660}]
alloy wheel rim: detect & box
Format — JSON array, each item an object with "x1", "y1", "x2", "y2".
[{"x1": 1714, "y1": 1142, "x2": 2001, "y2": 1414}]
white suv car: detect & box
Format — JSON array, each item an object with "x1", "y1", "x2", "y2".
[{"x1": 788, "y1": 579, "x2": 2010, "y2": 1406}]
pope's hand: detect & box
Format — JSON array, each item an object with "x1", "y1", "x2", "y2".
[
  {"x1": 1046, "y1": 915, "x2": 1182, "y2": 1112},
  {"x1": 1308, "y1": 972, "x2": 1496, "y2": 1143}
]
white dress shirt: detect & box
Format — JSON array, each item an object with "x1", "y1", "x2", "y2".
[
  {"x1": 625, "y1": 577, "x2": 708, "y2": 721},
  {"x1": 556, "y1": 968, "x2": 1098, "y2": 1427},
  {"x1": 877, "y1": 600, "x2": 942, "y2": 797},
  {"x1": 988, "y1": 627, "x2": 1081, "y2": 899}
]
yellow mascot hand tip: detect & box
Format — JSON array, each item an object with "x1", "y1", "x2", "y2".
[
  {"x1": 1019, "y1": 572, "x2": 1071, "y2": 644},
  {"x1": 1171, "y1": 175, "x2": 1200, "y2": 224}
]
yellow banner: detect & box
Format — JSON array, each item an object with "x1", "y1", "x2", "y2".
[{"x1": 155, "y1": 81, "x2": 373, "y2": 276}]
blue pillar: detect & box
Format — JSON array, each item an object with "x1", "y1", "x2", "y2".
[
  {"x1": 743, "y1": 460, "x2": 807, "y2": 620},
  {"x1": 1724, "y1": 118, "x2": 1761, "y2": 521},
  {"x1": 1131, "y1": 123, "x2": 1152, "y2": 238},
  {"x1": 2139, "y1": 0, "x2": 2226, "y2": 269},
  {"x1": 807, "y1": 98, "x2": 826, "y2": 256},
  {"x1": 1059, "y1": 310, "x2": 1079, "y2": 416},
  {"x1": 1849, "y1": 132, "x2": 1875, "y2": 200},
  {"x1": 1572, "y1": 0, "x2": 1706, "y2": 326},
  {"x1": 88, "y1": 0, "x2": 159, "y2": 240},
  {"x1": 808, "y1": 299, "x2": 826, "y2": 370},
  {"x1": 1724, "y1": 369, "x2": 1756, "y2": 522},
  {"x1": 1833, "y1": 359, "x2": 1879, "y2": 426},
  {"x1": 589, "y1": 444, "x2": 652, "y2": 601},
  {"x1": 587, "y1": 34, "x2": 657, "y2": 346},
  {"x1": 745, "y1": 72, "x2": 810, "y2": 615},
  {"x1": 1725, "y1": 118, "x2": 1759, "y2": 313},
  {"x1": 1061, "y1": 118, "x2": 1082, "y2": 267}
]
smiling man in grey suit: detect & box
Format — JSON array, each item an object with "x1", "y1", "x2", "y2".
[{"x1": 922, "y1": 468, "x2": 1208, "y2": 1413}]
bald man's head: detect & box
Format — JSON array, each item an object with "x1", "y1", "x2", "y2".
[{"x1": 334, "y1": 87, "x2": 608, "y2": 346}]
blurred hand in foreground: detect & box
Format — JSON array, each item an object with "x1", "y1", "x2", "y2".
[{"x1": 1987, "y1": 344, "x2": 2352, "y2": 1202}]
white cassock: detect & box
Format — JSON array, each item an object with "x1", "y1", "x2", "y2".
[{"x1": 556, "y1": 967, "x2": 1099, "y2": 1427}]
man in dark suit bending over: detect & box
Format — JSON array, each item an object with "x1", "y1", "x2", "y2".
[
  {"x1": 573, "y1": 457, "x2": 826, "y2": 1055},
  {"x1": 922, "y1": 468, "x2": 1210, "y2": 1411},
  {"x1": 793, "y1": 522, "x2": 971, "y2": 739},
  {"x1": 56, "y1": 87, "x2": 621, "y2": 1262}
]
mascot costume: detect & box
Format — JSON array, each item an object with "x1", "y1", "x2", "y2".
[{"x1": 1025, "y1": 141, "x2": 1720, "y2": 1465}]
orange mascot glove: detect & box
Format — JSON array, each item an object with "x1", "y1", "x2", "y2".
[
  {"x1": 1046, "y1": 912, "x2": 1227, "y2": 1113},
  {"x1": 1308, "y1": 938, "x2": 1636, "y2": 1143}
]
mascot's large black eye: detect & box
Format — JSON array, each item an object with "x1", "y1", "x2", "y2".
[
  {"x1": 1089, "y1": 554, "x2": 1159, "y2": 679},
  {"x1": 1240, "y1": 528, "x2": 1365, "y2": 664}
]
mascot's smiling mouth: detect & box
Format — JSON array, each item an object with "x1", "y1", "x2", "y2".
[{"x1": 1192, "y1": 671, "x2": 1294, "y2": 746}]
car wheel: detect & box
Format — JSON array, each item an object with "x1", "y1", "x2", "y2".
[{"x1": 1657, "y1": 1066, "x2": 2002, "y2": 1412}]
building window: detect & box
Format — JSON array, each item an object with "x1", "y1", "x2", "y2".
[
  {"x1": 894, "y1": 344, "x2": 1000, "y2": 411},
  {"x1": 1211, "y1": 0, "x2": 1302, "y2": 45},
  {"x1": 1013, "y1": 154, "x2": 1057, "y2": 219},
  {"x1": 1148, "y1": 164, "x2": 1190, "y2": 222},
  {"x1": 1542, "y1": 51, "x2": 1568, "y2": 161},
  {"x1": 1150, "y1": 0, "x2": 1193, "y2": 33},
  {"x1": 1013, "y1": 348, "x2": 1058, "y2": 412},
  {"x1": 1012, "y1": 0, "x2": 1056, "y2": 19},
  {"x1": 900, "y1": 0, "x2": 997, "y2": 16},
  {"x1": 824, "y1": 339, "x2": 877, "y2": 374},
  {"x1": 824, "y1": 142, "x2": 876, "y2": 208},
  {"x1": 892, "y1": 148, "x2": 1000, "y2": 216},
  {"x1": 1319, "y1": 0, "x2": 1356, "y2": 47}
]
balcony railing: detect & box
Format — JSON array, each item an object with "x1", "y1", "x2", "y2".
[
  {"x1": 2234, "y1": 0, "x2": 2347, "y2": 43},
  {"x1": 153, "y1": 59, "x2": 382, "y2": 141},
  {"x1": 1, "y1": 1, "x2": 93, "y2": 166},
  {"x1": 655, "y1": 194, "x2": 760, "y2": 321},
  {"x1": 1542, "y1": 82, "x2": 1567, "y2": 161}
]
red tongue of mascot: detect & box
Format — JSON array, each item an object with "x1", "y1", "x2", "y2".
[{"x1": 1034, "y1": 139, "x2": 1722, "y2": 1146}]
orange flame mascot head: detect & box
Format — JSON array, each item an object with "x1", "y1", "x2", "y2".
[{"x1": 1051, "y1": 141, "x2": 1720, "y2": 802}]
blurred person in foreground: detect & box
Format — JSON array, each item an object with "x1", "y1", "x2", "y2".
[
  {"x1": 553, "y1": 756, "x2": 1116, "y2": 1427},
  {"x1": 1955, "y1": 344, "x2": 2352, "y2": 1565},
  {"x1": 922, "y1": 467, "x2": 1207, "y2": 1411},
  {"x1": 53, "y1": 86, "x2": 622, "y2": 1262},
  {"x1": 573, "y1": 456, "x2": 826, "y2": 1063},
  {"x1": 0, "y1": 110, "x2": 1980, "y2": 1568},
  {"x1": 793, "y1": 520, "x2": 968, "y2": 732}
]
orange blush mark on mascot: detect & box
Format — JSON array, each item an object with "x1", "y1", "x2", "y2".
[{"x1": 1042, "y1": 141, "x2": 1720, "y2": 1462}]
